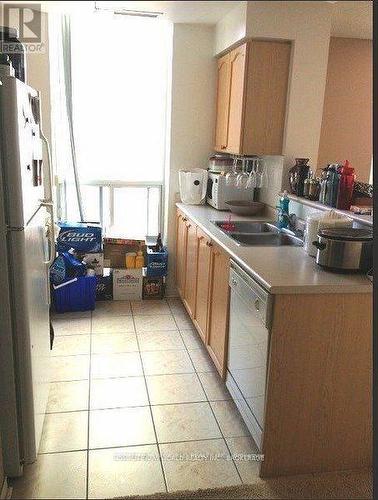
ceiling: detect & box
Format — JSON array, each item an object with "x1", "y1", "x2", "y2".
[
  {"x1": 39, "y1": 1, "x2": 372, "y2": 38},
  {"x1": 41, "y1": 1, "x2": 238, "y2": 23},
  {"x1": 100, "y1": 1, "x2": 238, "y2": 23}
]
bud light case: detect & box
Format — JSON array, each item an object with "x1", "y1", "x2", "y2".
[{"x1": 57, "y1": 222, "x2": 102, "y2": 254}]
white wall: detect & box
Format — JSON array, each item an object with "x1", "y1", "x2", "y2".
[
  {"x1": 215, "y1": 1, "x2": 332, "y2": 191},
  {"x1": 214, "y1": 1, "x2": 247, "y2": 55},
  {"x1": 165, "y1": 23, "x2": 216, "y2": 295},
  {"x1": 247, "y1": 1, "x2": 332, "y2": 185}
]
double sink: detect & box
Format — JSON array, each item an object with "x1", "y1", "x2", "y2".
[{"x1": 212, "y1": 221, "x2": 303, "y2": 247}]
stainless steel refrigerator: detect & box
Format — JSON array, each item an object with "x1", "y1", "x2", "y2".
[{"x1": 0, "y1": 69, "x2": 55, "y2": 477}]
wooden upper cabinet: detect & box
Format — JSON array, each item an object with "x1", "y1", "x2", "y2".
[
  {"x1": 175, "y1": 210, "x2": 188, "y2": 298},
  {"x1": 227, "y1": 44, "x2": 247, "y2": 154},
  {"x1": 183, "y1": 220, "x2": 198, "y2": 317},
  {"x1": 214, "y1": 52, "x2": 231, "y2": 152},
  {"x1": 214, "y1": 40, "x2": 291, "y2": 156},
  {"x1": 207, "y1": 245, "x2": 230, "y2": 378},
  {"x1": 193, "y1": 228, "x2": 212, "y2": 342},
  {"x1": 243, "y1": 40, "x2": 291, "y2": 155}
]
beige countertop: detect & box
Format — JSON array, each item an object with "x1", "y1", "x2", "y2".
[{"x1": 176, "y1": 203, "x2": 372, "y2": 295}]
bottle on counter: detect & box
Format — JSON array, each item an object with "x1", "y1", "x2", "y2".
[
  {"x1": 324, "y1": 164, "x2": 340, "y2": 207},
  {"x1": 288, "y1": 158, "x2": 310, "y2": 197},
  {"x1": 336, "y1": 160, "x2": 355, "y2": 210},
  {"x1": 319, "y1": 168, "x2": 329, "y2": 204},
  {"x1": 308, "y1": 176, "x2": 321, "y2": 201},
  {"x1": 303, "y1": 171, "x2": 312, "y2": 198}
]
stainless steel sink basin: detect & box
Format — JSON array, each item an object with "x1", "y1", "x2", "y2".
[
  {"x1": 212, "y1": 220, "x2": 303, "y2": 247},
  {"x1": 227, "y1": 232, "x2": 303, "y2": 246}
]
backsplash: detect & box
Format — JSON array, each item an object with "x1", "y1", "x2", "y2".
[
  {"x1": 256, "y1": 156, "x2": 371, "y2": 228},
  {"x1": 257, "y1": 156, "x2": 285, "y2": 209}
]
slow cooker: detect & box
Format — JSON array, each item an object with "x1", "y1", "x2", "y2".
[{"x1": 313, "y1": 227, "x2": 373, "y2": 273}]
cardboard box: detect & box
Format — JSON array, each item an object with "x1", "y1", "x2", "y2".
[
  {"x1": 96, "y1": 269, "x2": 113, "y2": 301},
  {"x1": 113, "y1": 269, "x2": 143, "y2": 301},
  {"x1": 142, "y1": 276, "x2": 165, "y2": 300},
  {"x1": 81, "y1": 253, "x2": 104, "y2": 276},
  {"x1": 103, "y1": 239, "x2": 145, "y2": 269},
  {"x1": 57, "y1": 223, "x2": 102, "y2": 253}
]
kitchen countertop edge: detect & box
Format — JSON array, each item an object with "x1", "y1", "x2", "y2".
[{"x1": 176, "y1": 203, "x2": 372, "y2": 295}]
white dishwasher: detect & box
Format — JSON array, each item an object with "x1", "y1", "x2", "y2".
[{"x1": 226, "y1": 260, "x2": 273, "y2": 450}]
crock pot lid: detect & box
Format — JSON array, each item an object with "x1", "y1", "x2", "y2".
[{"x1": 318, "y1": 227, "x2": 373, "y2": 241}]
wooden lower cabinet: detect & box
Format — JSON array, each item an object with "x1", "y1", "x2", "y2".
[
  {"x1": 260, "y1": 292, "x2": 372, "y2": 477},
  {"x1": 175, "y1": 210, "x2": 230, "y2": 377},
  {"x1": 193, "y1": 228, "x2": 212, "y2": 342},
  {"x1": 175, "y1": 210, "x2": 372, "y2": 477},
  {"x1": 183, "y1": 220, "x2": 197, "y2": 317},
  {"x1": 206, "y1": 244, "x2": 230, "y2": 378}
]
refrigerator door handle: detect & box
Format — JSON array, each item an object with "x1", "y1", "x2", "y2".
[
  {"x1": 40, "y1": 201, "x2": 55, "y2": 266},
  {"x1": 38, "y1": 200, "x2": 55, "y2": 307},
  {"x1": 39, "y1": 106, "x2": 55, "y2": 267}
]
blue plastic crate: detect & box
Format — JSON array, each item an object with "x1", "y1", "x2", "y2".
[
  {"x1": 146, "y1": 247, "x2": 168, "y2": 277},
  {"x1": 53, "y1": 276, "x2": 97, "y2": 313}
]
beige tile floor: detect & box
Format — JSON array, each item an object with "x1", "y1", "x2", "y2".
[{"x1": 11, "y1": 298, "x2": 259, "y2": 499}]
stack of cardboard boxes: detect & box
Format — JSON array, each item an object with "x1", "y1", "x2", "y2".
[
  {"x1": 104, "y1": 238, "x2": 144, "y2": 301},
  {"x1": 55, "y1": 223, "x2": 168, "y2": 303}
]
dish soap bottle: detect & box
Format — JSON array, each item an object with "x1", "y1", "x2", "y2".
[{"x1": 277, "y1": 191, "x2": 290, "y2": 229}]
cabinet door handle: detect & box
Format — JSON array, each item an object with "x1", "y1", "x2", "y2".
[
  {"x1": 254, "y1": 299, "x2": 260, "y2": 311},
  {"x1": 221, "y1": 145, "x2": 227, "y2": 150},
  {"x1": 182, "y1": 217, "x2": 187, "y2": 222},
  {"x1": 206, "y1": 241, "x2": 213, "y2": 247}
]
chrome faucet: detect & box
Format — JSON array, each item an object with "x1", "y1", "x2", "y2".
[
  {"x1": 282, "y1": 213, "x2": 297, "y2": 232},
  {"x1": 276, "y1": 209, "x2": 298, "y2": 232}
]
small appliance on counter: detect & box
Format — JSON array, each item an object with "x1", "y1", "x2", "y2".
[
  {"x1": 313, "y1": 227, "x2": 373, "y2": 273},
  {"x1": 207, "y1": 172, "x2": 254, "y2": 210},
  {"x1": 208, "y1": 154, "x2": 234, "y2": 174},
  {"x1": 179, "y1": 168, "x2": 208, "y2": 205}
]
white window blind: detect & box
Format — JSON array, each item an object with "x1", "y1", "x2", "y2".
[{"x1": 70, "y1": 12, "x2": 171, "y2": 183}]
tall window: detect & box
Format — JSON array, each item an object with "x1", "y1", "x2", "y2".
[{"x1": 64, "y1": 12, "x2": 172, "y2": 238}]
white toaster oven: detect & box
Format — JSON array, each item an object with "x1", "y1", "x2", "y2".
[{"x1": 206, "y1": 172, "x2": 255, "y2": 210}]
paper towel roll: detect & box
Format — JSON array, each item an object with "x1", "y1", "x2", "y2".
[{"x1": 304, "y1": 210, "x2": 353, "y2": 257}]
